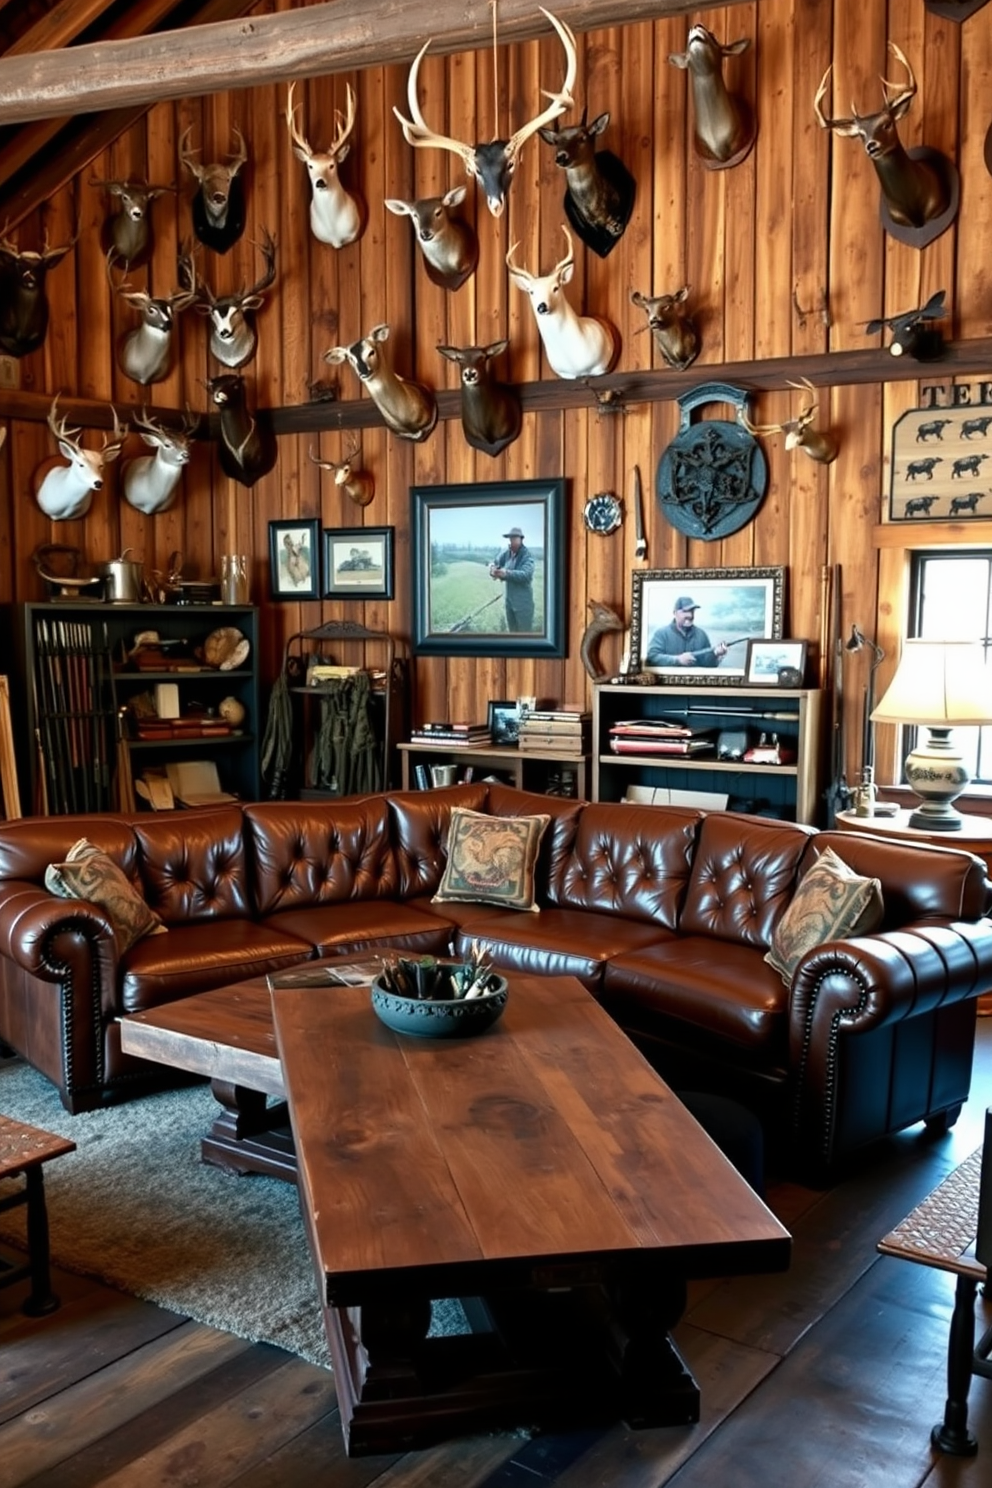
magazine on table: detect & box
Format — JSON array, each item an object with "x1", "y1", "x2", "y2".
[{"x1": 267, "y1": 958, "x2": 382, "y2": 990}]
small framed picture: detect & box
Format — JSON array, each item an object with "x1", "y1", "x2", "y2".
[
  {"x1": 323, "y1": 526, "x2": 394, "y2": 600},
  {"x1": 268, "y1": 519, "x2": 320, "y2": 600},
  {"x1": 744, "y1": 638, "x2": 808, "y2": 687},
  {"x1": 488, "y1": 700, "x2": 520, "y2": 746}
]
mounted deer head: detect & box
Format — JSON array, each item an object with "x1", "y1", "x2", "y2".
[
  {"x1": 0, "y1": 226, "x2": 76, "y2": 358},
  {"x1": 436, "y1": 340, "x2": 522, "y2": 458},
  {"x1": 323, "y1": 324, "x2": 437, "y2": 442},
  {"x1": 308, "y1": 440, "x2": 374, "y2": 507},
  {"x1": 668, "y1": 24, "x2": 755, "y2": 167},
  {"x1": 383, "y1": 186, "x2": 478, "y2": 291},
  {"x1": 285, "y1": 81, "x2": 364, "y2": 248},
  {"x1": 179, "y1": 126, "x2": 248, "y2": 253},
  {"x1": 742, "y1": 380, "x2": 838, "y2": 465},
  {"x1": 538, "y1": 110, "x2": 635, "y2": 253},
  {"x1": 33, "y1": 396, "x2": 127, "y2": 521},
  {"x1": 506, "y1": 226, "x2": 618, "y2": 380},
  {"x1": 630, "y1": 286, "x2": 701, "y2": 371},
  {"x1": 206, "y1": 373, "x2": 277, "y2": 488},
  {"x1": 814, "y1": 44, "x2": 954, "y2": 231},
  {"x1": 122, "y1": 408, "x2": 200, "y2": 515},
  {"x1": 90, "y1": 178, "x2": 175, "y2": 267},
  {"x1": 107, "y1": 253, "x2": 197, "y2": 385},
  {"x1": 182, "y1": 230, "x2": 277, "y2": 369},
  {"x1": 393, "y1": 7, "x2": 576, "y2": 218}
]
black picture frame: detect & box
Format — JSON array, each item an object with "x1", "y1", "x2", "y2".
[
  {"x1": 323, "y1": 526, "x2": 394, "y2": 600},
  {"x1": 630, "y1": 566, "x2": 785, "y2": 685},
  {"x1": 268, "y1": 518, "x2": 320, "y2": 601},
  {"x1": 487, "y1": 700, "x2": 520, "y2": 746},
  {"x1": 410, "y1": 478, "x2": 566, "y2": 657}
]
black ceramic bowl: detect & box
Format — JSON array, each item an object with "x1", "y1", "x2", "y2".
[{"x1": 370, "y1": 972, "x2": 508, "y2": 1039}]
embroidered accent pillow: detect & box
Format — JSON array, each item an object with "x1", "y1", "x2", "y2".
[
  {"x1": 45, "y1": 838, "x2": 166, "y2": 953},
  {"x1": 764, "y1": 846, "x2": 884, "y2": 988},
  {"x1": 433, "y1": 808, "x2": 550, "y2": 913}
]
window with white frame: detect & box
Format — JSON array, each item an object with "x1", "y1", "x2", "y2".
[{"x1": 909, "y1": 552, "x2": 992, "y2": 786}]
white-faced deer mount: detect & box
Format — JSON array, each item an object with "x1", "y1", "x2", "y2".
[
  {"x1": 393, "y1": 7, "x2": 576, "y2": 218},
  {"x1": 506, "y1": 226, "x2": 619, "y2": 380},
  {"x1": 323, "y1": 324, "x2": 438, "y2": 442},
  {"x1": 206, "y1": 373, "x2": 277, "y2": 488},
  {"x1": 308, "y1": 440, "x2": 374, "y2": 507},
  {"x1": 814, "y1": 43, "x2": 959, "y2": 245},
  {"x1": 90, "y1": 178, "x2": 175, "y2": 268},
  {"x1": 107, "y1": 253, "x2": 197, "y2": 385},
  {"x1": 182, "y1": 230, "x2": 277, "y2": 369},
  {"x1": 285, "y1": 81, "x2": 365, "y2": 249},
  {"x1": 33, "y1": 396, "x2": 127, "y2": 521},
  {"x1": 122, "y1": 409, "x2": 200, "y2": 515},
  {"x1": 630, "y1": 286, "x2": 701, "y2": 372},
  {"x1": 0, "y1": 226, "x2": 76, "y2": 358},
  {"x1": 383, "y1": 186, "x2": 479, "y2": 291},
  {"x1": 437, "y1": 340, "x2": 522, "y2": 458},
  {"x1": 668, "y1": 24, "x2": 756, "y2": 169},
  {"x1": 538, "y1": 111, "x2": 636, "y2": 257},
  {"x1": 179, "y1": 126, "x2": 248, "y2": 253},
  {"x1": 742, "y1": 379, "x2": 839, "y2": 465}
]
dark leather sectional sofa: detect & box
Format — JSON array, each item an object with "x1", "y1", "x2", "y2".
[{"x1": 1, "y1": 782, "x2": 990, "y2": 1174}]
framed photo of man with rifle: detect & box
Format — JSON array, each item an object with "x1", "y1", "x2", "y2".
[
  {"x1": 630, "y1": 567, "x2": 785, "y2": 684},
  {"x1": 410, "y1": 478, "x2": 566, "y2": 658}
]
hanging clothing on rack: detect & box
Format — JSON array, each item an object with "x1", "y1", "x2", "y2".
[
  {"x1": 260, "y1": 669, "x2": 294, "y2": 798},
  {"x1": 309, "y1": 672, "x2": 382, "y2": 796}
]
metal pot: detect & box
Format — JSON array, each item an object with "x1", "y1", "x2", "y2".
[{"x1": 100, "y1": 549, "x2": 144, "y2": 603}]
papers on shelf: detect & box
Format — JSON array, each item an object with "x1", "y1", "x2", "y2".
[{"x1": 624, "y1": 785, "x2": 730, "y2": 810}]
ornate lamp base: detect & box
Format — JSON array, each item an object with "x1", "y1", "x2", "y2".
[{"x1": 904, "y1": 727, "x2": 971, "y2": 831}]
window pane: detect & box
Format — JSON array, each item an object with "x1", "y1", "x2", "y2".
[{"x1": 912, "y1": 553, "x2": 992, "y2": 784}]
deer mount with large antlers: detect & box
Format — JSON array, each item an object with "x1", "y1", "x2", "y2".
[
  {"x1": 33, "y1": 396, "x2": 127, "y2": 521},
  {"x1": 393, "y1": 7, "x2": 576, "y2": 219},
  {"x1": 742, "y1": 380, "x2": 839, "y2": 466},
  {"x1": 506, "y1": 226, "x2": 619, "y2": 380},
  {"x1": 285, "y1": 81, "x2": 366, "y2": 249},
  {"x1": 108, "y1": 252, "x2": 197, "y2": 385},
  {"x1": 181, "y1": 230, "x2": 277, "y2": 369},
  {"x1": 308, "y1": 441, "x2": 374, "y2": 507},
  {"x1": 179, "y1": 126, "x2": 249, "y2": 254},
  {"x1": 122, "y1": 409, "x2": 200, "y2": 515},
  {"x1": 814, "y1": 43, "x2": 959, "y2": 247}
]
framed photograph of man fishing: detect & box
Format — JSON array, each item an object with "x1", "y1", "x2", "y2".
[
  {"x1": 410, "y1": 478, "x2": 566, "y2": 657},
  {"x1": 630, "y1": 567, "x2": 785, "y2": 684}
]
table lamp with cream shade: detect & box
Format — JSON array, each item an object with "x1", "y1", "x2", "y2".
[{"x1": 870, "y1": 639, "x2": 992, "y2": 831}]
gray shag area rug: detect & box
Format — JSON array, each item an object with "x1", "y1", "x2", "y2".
[{"x1": 0, "y1": 1061, "x2": 465, "y2": 1367}]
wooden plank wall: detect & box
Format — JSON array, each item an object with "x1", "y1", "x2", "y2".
[{"x1": 0, "y1": 0, "x2": 988, "y2": 790}]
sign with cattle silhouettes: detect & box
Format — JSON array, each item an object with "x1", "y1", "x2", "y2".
[{"x1": 889, "y1": 390, "x2": 992, "y2": 522}]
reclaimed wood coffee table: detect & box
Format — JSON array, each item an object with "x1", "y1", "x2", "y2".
[{"x1": 272, "y1": 973, "x2": 791, "y2": 1455}]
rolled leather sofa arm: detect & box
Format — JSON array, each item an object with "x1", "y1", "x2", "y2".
[
  {"x1": 0, "y1": 880, "x2": 116, "y2": 974},
  {"x1": 787, "y1": 919, "x2": 992, "y2": 1171}
]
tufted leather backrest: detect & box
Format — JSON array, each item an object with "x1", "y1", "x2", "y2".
[
  {"x1": 244, "y1": 797, "x2": 397, "y2": 914},
  {"x1": 680, "y1": 811, "x2": 814, "y2": 946},
  {"x1": 0, "y1": 815, "x2": 140, "y2": 886},
  {"x1": 556, "y1": 802, "x2": 703, "y2": 927},
  {"x1": 132, "y1": 805, "x2": 250, "y2": 923},
  {"x1": 485, "y1": 783, "x2": 585, "y2": 904},
  {"x1": 813, "y1": 829, "x2": 991, "y2": 924},
  {"x1": 386, "y1": 784, "x2": 491, "y2": 897}
]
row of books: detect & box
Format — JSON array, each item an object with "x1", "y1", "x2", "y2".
[
  {"x1": 409, "y1": 721, "x2": 490, "y2": 746},
  {"x1": 518, "y1": 707, "x2": 590, "y2": 756},
  {"x1": 608, "y1": 718, "x2": 716, "y2": 756}
]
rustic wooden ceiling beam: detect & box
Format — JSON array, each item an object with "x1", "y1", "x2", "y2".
[
  {"x1": 2, "y1": 338, "x2": 989, "y2": 430},
  {"x1": 0, "y1": 0, "x2": 740, "y2": 124}
]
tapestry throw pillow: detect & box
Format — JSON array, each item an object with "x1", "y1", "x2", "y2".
[
  {"x1": 433, "y1": 807, "x2": 551, "y2": 913},
  {"x1": 764, "y1": 845, "x2": 884, "y2": 988},
  {"x1": 45, "y1": 837, "x2": 166, "y2": 953}
]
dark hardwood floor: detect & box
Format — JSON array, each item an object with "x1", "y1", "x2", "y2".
[{"x1": 3, "y1": 1023, "x2": 992, "y2": 1487}]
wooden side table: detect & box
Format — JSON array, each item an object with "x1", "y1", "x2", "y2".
[
  {"x1": 0, "y1": 1114, "x2": 76, "y2": 1315},
  {"x1": 878, "y1": 1148, "x2": 992, "y2": 1455}
]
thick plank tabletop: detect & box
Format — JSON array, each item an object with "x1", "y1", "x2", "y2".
[
  {"x1": 271, "y1": 974, "x2": 791, "y2": 1306},
  {"x1": 119, "y1": 981, "x2": 285, "y2": 1099}
]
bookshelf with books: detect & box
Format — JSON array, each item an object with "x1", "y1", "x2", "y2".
[{"x1": 592, "y1": 682, "x2": 824, "y2": 824}]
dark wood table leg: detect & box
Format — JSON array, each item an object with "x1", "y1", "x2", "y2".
[
  {"x1": 21, "y1": 1166, "x2": 59, "y2": 1317},
  {"x1": 200, "y1": 1080, "x2": 297, "y2": 1182},
  {"x1": 931, "y1": 1274, "x2": 980, "y2": 1456}
]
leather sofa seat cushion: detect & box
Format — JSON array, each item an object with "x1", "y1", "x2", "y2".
[
  {"x1": 602, "y1": 935, "x2": 790, "y2": 1064},
  {"x1": 451, "y1": 906, "x2": 672, "y2": 985},
  {"x1": 244, "y1": 798, "x2": 398, "y2": 915},
  {"x1": 133, "y1": 805, "x2": 253, "y2": 924},
  {"x1": 120, "y1": 920, "x2": 313, "y2": 1013},
  {"x1": 555, "y1": 803, "x2": 702, "y2": 927},
  {"x1": 680, "y1": 812, "x2": 814, "y2": 947},
  {"x1": 261, "y1": 899, "x2": 455, "y2": 959}
]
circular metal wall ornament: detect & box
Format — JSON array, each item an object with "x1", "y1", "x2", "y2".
[{"x1": 656, "y1": 382, "x2": 767, "y2": 541}]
